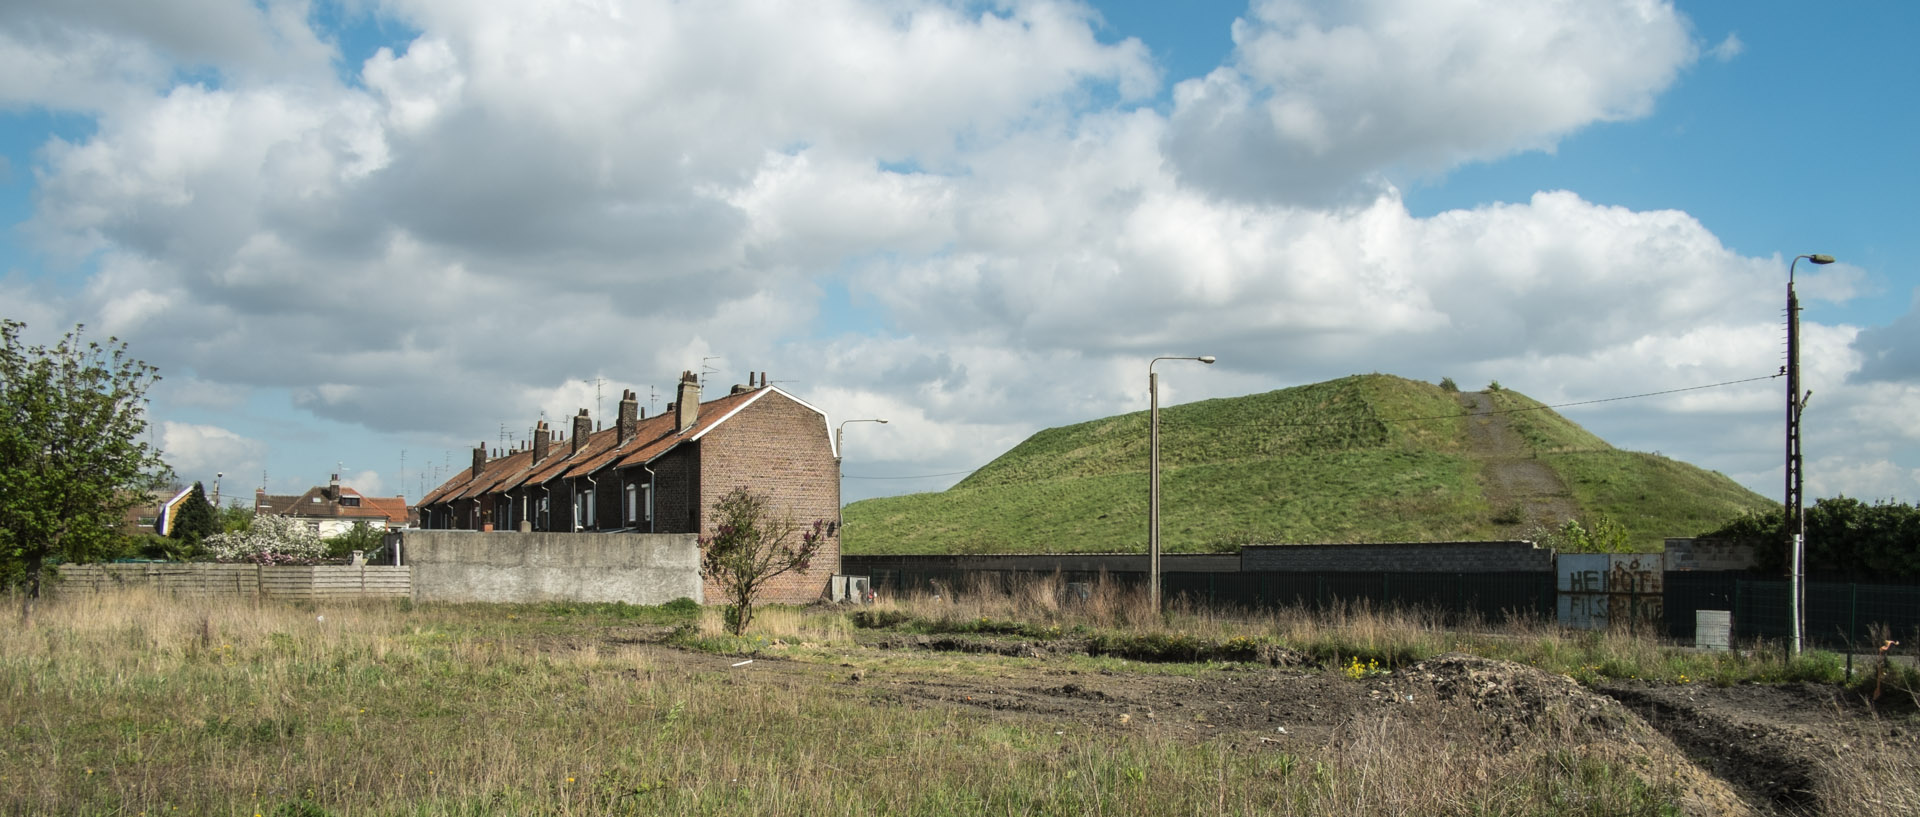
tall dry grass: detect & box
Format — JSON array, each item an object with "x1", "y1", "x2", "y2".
[
  {"x1": 1, "y1": 587, "x2": 1690, "y2": 816},
  {"x1": 872, "y1": 573, "x2": 1867, "y2": 686}
]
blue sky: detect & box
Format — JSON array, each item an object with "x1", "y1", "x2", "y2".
[{"x1": 2, "y1": 0, "x2": 1916, "y2": 516}]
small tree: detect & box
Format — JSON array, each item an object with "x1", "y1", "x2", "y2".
[
  {"x1": 218, "y1": 503, "x2": 254, "y2": 534},
  {"x1": 169, "y1": 482, "x2": 218, "y2": 550},
  {"x1": 698, "y1": 487, "x2": 827, "y2": 635},
  {"x1": 1438, "y1": 377, "x2": 1458, "y2": 392},
  {"x1": 324, "y1": 520, "x2": 385, "y2": 559},
  {"x1": 0, "y1": 321, "x2": 169, "y2": 622}
]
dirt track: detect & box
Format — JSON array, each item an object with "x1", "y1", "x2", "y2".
[
  {"x1": 622, "y1": 631, "x2": 1918, "y2": 816},
  {"x1": 1458, "y1": 391, "x2": 1579, "y2": 532}
]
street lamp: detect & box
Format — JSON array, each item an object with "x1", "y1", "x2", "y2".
[
  {"x1": 1786, "y1": 253, "x2": 1833, "y2": 655},
  {"x1": 1149, "y1": 355, "x2": 1216, "y2": 614},
  {"x1": 214, "y1": 472, "x2": 223, "y2": 510},
  {"x1": 836, "y1": 418, "x2": 889, "y2": 553}
]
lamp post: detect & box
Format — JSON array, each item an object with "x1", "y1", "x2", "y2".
[
  {"x1": 1149, "y1": 355, "x2": 1216, "y2": 614},
  {"x1": 213, "y1": 472, "x2": 223, "y2": 510},
  {"x1": 1786, "y1": 253, "x2": 1833, "y2": 656},
  {"x1": 836, "y1": 418, "x2": 889, "y2": 553}
]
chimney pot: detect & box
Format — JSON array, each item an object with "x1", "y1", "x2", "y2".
[
  {"x1": 618, "y1": 388, "x2": 640, "y2": 445},
  {"x1": 675, "y1": 370, "x2": 701, "y2": 432},
  {"x1": 571, "y1": 408, "x2": 593, "y2": 456}
]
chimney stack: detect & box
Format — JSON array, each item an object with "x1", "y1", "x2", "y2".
[
  {"x1": 532, "y1": 420, "x2": 550, "y2": 462},
  {"x1": 618, "y1": 389, "x2": 640, "y2": 444},
  {"x1": 328, "y1": 473, "x2": 340, "y2": 501},
  {"x1": 675, "y1": 370, "x2": 700, "y2": 432},
  {"x1": 471, "y1": 444, "x2": 486, "y2": 478},
  {"x1": 572, "y1": 408, "x2": 592, "y2": 455}
]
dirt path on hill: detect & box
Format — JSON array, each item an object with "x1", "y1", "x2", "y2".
[{"x1": 1457, "y1": 391, "x2": 1579, "y2": 533}]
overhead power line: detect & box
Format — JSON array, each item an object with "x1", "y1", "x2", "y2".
[{"x1": 841, "y1": 373, "x2": 1781, "y2": 481}]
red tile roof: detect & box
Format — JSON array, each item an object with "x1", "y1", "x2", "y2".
[
  {"x1": 418, "y1": 387, "x2": 784, "y2": 504},
  {"x1": 257, "y1": 484, "x2": 409, "y2": 526}
]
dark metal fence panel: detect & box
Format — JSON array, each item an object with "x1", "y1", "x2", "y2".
[
  {"x1": 865, "y1": 568, "x2": 1553, "y2": 623},
  {"x1": 1662, "y1": 571, "x2": 1754, "y2": 642},
  {"x1": 1728, "y1": 578, "x2": 1920, "y2": 650},
  {"x1": 859, "y1": 566, "x2": 1917, "y2": 645}
]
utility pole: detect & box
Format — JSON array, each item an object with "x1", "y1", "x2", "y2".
[{"x1": 1786, "y1": 253, "x2": 1833, "y2": 656}]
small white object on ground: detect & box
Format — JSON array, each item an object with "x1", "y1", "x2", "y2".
[{"x1": 731, "y1": 659, "x2": 754, "y2": 667}]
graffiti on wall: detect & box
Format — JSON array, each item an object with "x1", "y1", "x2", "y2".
[{"x1": 1557, "y1": 553, "x2": 1664, "y2": 631}]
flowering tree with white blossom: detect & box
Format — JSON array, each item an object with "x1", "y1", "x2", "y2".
[{"x1": 204, "y1": 514, "x2": 327, "y2": 565}]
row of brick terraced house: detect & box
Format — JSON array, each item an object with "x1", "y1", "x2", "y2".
[{"x1": 414, "y1": 371, "x2": 841, "y2": 603}]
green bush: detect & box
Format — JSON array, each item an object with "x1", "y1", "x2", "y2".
[
  {"x1": 131, "y1": 532, "x2": 196, "y2": 561},
  {"x1": 1702, "y1": 496, "x2": 1920, "y2": 579},
  {"x1": 322, "y1": 521, "x2": 384, "y2": 559}
]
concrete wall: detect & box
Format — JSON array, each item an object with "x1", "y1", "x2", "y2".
[
  {"x1": 401, "y1": 530, "x2": 701, "y2": 605},
  {"x1": 842, "y1": 553, "x2": 1242, "y2": 575},
  {"x1": 1240, "y1": 541, "x2": 1552, "y2": 573},
  {"x1": 1664, "y1": 538, "x2": 1759, "y2": 571}
]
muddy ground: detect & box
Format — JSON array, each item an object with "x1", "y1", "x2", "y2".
[{"x1": 624, "y1": 630, "x2": 1917, "y2": 816}]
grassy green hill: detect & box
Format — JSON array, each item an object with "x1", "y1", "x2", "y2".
[{"x1": 842, "y1": 374, "x2": 1774, "y2": 555}]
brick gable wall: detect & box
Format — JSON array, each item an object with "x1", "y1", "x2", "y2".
[{"x1": 694, "y1": 392, "x2": 840, "y2": 604}]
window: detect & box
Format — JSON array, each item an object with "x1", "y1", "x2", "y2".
[
  {"x1": 341, "y1": 496, "x2": 360, "y2": 507},
  {"x1": 306, "y1": 521, "x2": 321, "y2": 533},
  {"x1": 624, "y1": 483, "x2": 638, "y2": 524},
  {"x1": 538, "y1": 496, "x2": 550, "y2": 530},
  {"x1": 585, "y1": 489, "x2": 596, "y2": 529}
]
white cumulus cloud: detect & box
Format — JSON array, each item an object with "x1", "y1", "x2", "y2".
[{"x1": 1165, "y1": 0, "x2": 1697, "y2": 203}]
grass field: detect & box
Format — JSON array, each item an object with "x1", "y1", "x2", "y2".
[
  {"x1": 7, "y1": 587, "x2": 1914, "y2": 816},
  {"x1": 845, "y1": 375, "x2": 1774, "y2": 554}
]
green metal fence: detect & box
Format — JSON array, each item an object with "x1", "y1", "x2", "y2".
[
  {"x1": 1666, "y1": 573, "x2": 1920, "y2": 650},
  {"x1": 861, "y1": 568, "x2": 1557, "y2": 624}
]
